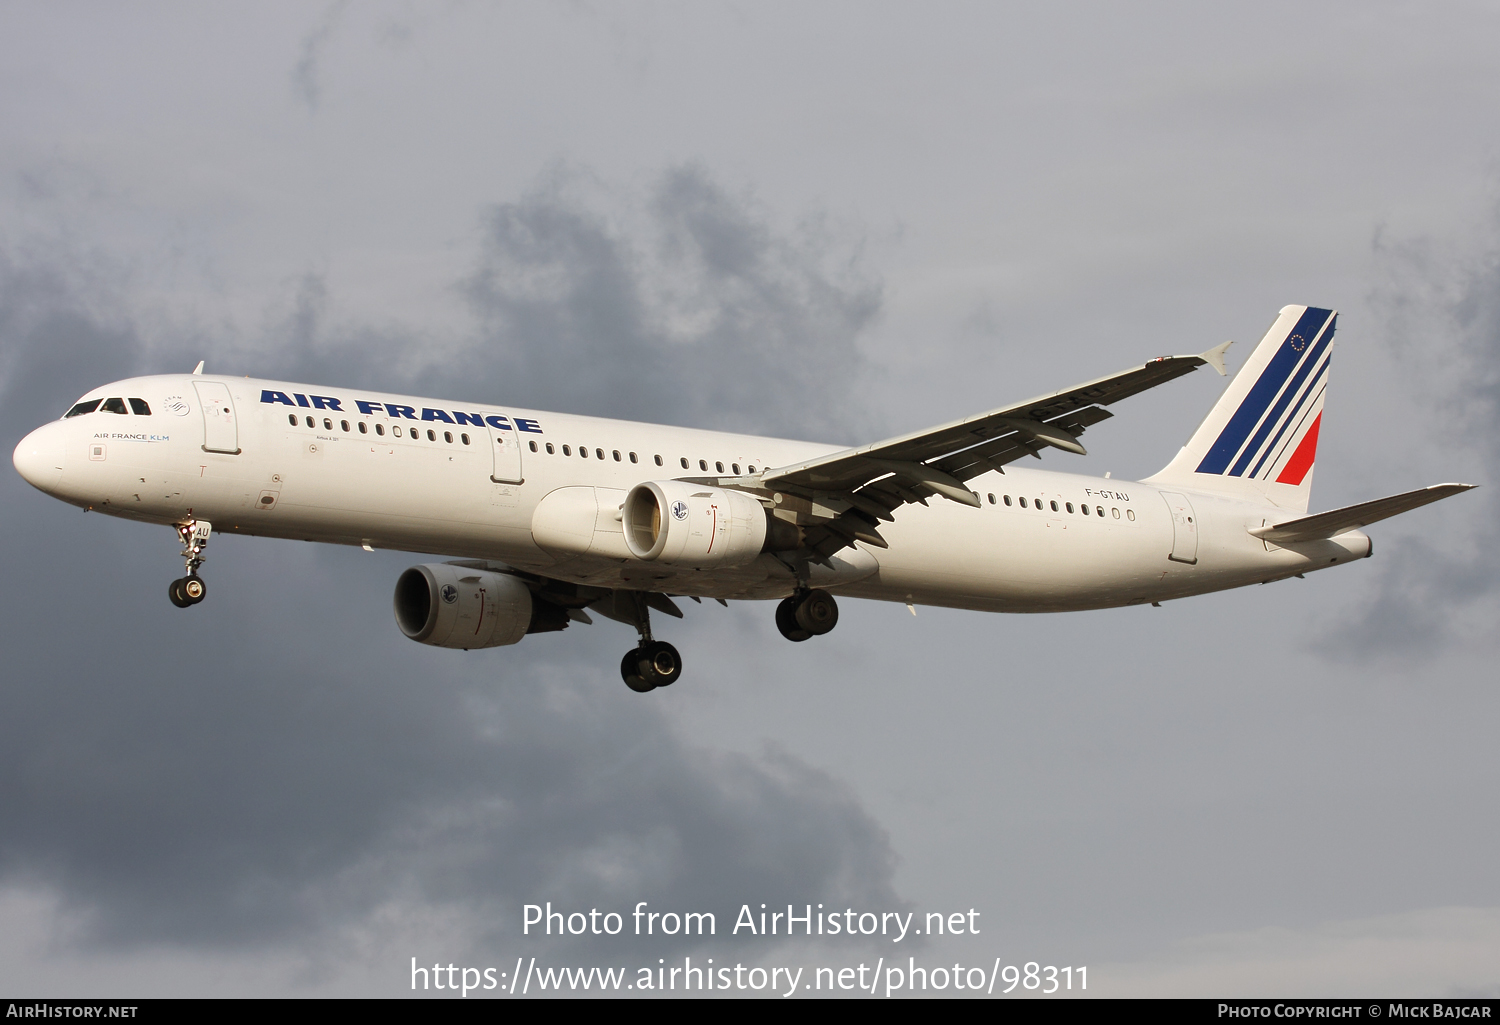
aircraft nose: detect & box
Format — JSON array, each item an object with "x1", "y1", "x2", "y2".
[{"x1": 13, "y1": 422, "x2": 66, "y2": 493}]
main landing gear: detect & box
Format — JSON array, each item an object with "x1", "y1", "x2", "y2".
[
  {"x1": 617, "y1": 592, "x2": 683, "y2": 693},
  {"x1": 621, "y1": 640, "x2": 683, "y2": 693},
  {"x1": 168, "y1": 520, "x2": 212, "y2": 608},
  {"x1": 775, "y1": 588, "x2": 839, "y2": 642}
]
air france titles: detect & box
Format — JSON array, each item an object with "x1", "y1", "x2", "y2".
[{"x1": 260, "y1": 391, "x2": 543, "y2": 433}]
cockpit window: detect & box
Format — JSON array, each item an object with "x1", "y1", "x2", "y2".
[
  {"x1": 100, "y1": 397, "x2": 128, "y2": 414},
  {"x1": 128, "y1": 398, "x2": 152, "y2": 415},
  {"x1": 65, "y1": 399, "x2": 102, "y2": 418}
]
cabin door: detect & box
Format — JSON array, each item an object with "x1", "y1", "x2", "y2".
[{"x1": 193, "y1": 381, "x2": 241, "y2": 455}]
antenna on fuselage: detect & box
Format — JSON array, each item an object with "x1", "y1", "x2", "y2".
[{"x1": 192, "y1": 361, "x2": 205, "y2": 375}]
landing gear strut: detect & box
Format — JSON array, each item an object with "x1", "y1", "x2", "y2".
[
  {"x1": 776, "y1": 588, "x2": 839, "y2": 642},
  {"x1": 168, "y1": 520, "x2": 211, "y2": 608},
  {"x1": 616, "y1": 593, "x2": 683, "y2": 693}
]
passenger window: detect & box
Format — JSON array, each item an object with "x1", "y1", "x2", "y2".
[
  {"x1": 376, "y1": 424, "x2": 385, "y2": 436},
  {"x1": 427, "y1": 429, "x2": 437, "y2": 441},
  {"x1": 699, "y1": 459, "x2": 708, "y2": 471},
  {"x1": 394, "y1": 425, "x2": 403, "y2": 437},
  {"x1": 1126, "y1": 509, "x2": 1134, "y2": 521},
  {"x1": 358, "y1": 422, "x2": 368, "y2": 434},
  {"x1": 1097, "y1": 506, "x2": 1104, "y2": 517},
  {"x1": 288, "y1": 414, "x2": 298, "y2": 426},
  {"x1": 1019, "y1": 497, "x2": 1028, "y2": 508},
  {"x1": 323, "y1": 418, "x2": 333, "y2": 430},
  {"x1": 342, "y1": 420, "x2": 350, "y2": 432},
  {"x1": 987, "y1": 493, "x2": 996, "y2": 505},
  {"x1": 630, "y1": 452, "x2": 638, "y2": 463},
  {"x1": 65, "y1": 399, "x2": 102, "y2": 417},
  {"x1": 1004, "y1": 495, "x2": 1012, "y2": 506},
  {"x1": 655, "y1": 455, "x2": 663, "y2": 466},
  {"x1": 128, "y1": 398, "x2": 152, "y2": 415},
  {"x1": 1079, "y1": 504, "x2": 1089, "y2": 515},
  {"x1": 1065, "y1": 502, "x2": 1074, "y2": 513},
  {"x1": 461, "y1": 433, "x2": 470, "y2": 445},
  {"x1": 748, "y1": 465, "x2": 756, "y2": 474},
  {"x1": 443, "y1": 431, "x2": 452, "y2": 443},
  {"x1": 563, "y1": 445, "x2": 571, "y2": 456},
  {"x1": 715, "y1": 461, "x2": 724, "y2": 473},
  {"x1": 102, "y1": 398, "x2": 127, "y2": 414},
  {"x1": 613, "y1": 450, "x2": 621, "y2": 462},
  {"x1": 1050, "y1": 501, "x2": 1059, "y2": 512},
  {"x1": 546, "y1": 443, "x2": 555, "y2": 454},
  {"x1": 306, "y1": 416, "x2": 315, "y2": 428},
  {"x1": 580, "y1": 446, "x2": 588, "y2": 458},
  {"x1": 680, "y1": 457, "x2": 689, "y2": 469},
  {"x1": 529, "y1": 441, "x2": 538, "y2": 452}
]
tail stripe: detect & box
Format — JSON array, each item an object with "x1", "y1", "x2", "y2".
[
  {"x1": 1195, "y1": 307, "x2": 1336, "y2": 475},
  {"x1": 1229, "y1": 327, "x2": 1334, "y2": 477},
  {"x1": 1244, "y1": 357, "x2": 1329, "y2": 480},
  {"x1": 1254, "y1": 378, "x2": 1325, "y2": 480},
  {"x1": 1275, "y1": 412, "x2": 1322, "y2": 485}
]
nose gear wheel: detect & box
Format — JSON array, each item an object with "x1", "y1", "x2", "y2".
[{"x1": 167, "y1": 520, "x2": 212, "y2": 608}]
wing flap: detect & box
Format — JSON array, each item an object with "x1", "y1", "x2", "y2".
[{"x1": 1248, "y1": 483, "x2": 1476, "y2": 543}]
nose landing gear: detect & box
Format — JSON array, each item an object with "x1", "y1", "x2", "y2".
[
  {"x1": 776, "y1": 588, "x2": 839, "y2": 642},
  {"x1": 168, "y1": 520, "x2": 211, "y2": 608}
]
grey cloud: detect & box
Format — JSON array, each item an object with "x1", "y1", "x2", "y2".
[
  {"x1": 460, "y1": 165, "x2": 883, "y2": 443},
  {"x1": 1319, "y1": 223, "x2": 1500, "y2": 656},
  {"x1": 0, "y1": 252, "x2": 143, "y2": 436},
  {"x1": 250, "y1": 166, "x2": 884, "y2": 444},
  {"x1": 292, "y1": 1, "x2": 350, "y2": 112}
]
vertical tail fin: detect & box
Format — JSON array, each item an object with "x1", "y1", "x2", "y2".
[{"x1": 1146, "y1": 305, "x2": 1336, "y2": 513}]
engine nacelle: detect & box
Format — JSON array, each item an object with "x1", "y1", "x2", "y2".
[
  {"x1": 622, "y1": 481, "x2": 769, "y2": 568},
  {"x1": 394, "y1": 564, "x2": 540, "y2": 649}
]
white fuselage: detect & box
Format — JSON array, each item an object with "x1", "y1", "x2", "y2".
[{"x1": 13, "y1": 374, "x2": 1372, "y2": 612}]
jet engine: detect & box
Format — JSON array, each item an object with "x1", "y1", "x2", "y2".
[
  {"x1": 622, "y1": 481, "x2": 769, "y2": 568},
  {"x1": 394, "y1": 564, "x2": 565, "y2": 649}
]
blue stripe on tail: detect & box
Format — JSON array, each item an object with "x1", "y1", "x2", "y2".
[
  {"x1": 1229, "y1": 326, "x2": 1335, "y2": 477},
  {"x1": 1195, "y1": 308, "x2": 1336, "y2": 475}
]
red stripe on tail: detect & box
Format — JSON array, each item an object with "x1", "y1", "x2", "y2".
[{"x1": 1275, "y1": 413, "x2": 1321, "y2": 485}]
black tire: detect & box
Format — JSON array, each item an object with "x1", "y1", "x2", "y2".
[
  {"x1": 637, "y1": 640, "x2": 682, "y2": 688},
  {"x1": 776, "y1": 597, "x2": 812, "y2": 642},
  {"x1": 168, "y1": 578, "x2": 191, "y2": 608},
  {"x1": 795, "y1": 588, "x2": 839, "y2": 635},
  {"x1": 182, "y1": 576, "x2": 207, "y2": 604},
  {"x1": 622, "y1": 649, "x2": 655, "y2": 693}
]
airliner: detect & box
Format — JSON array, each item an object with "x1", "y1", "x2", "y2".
[{"x1": 11, "y1": 305, "x2": 1473, "y2": 692}]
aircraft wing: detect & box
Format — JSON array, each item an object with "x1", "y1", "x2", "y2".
[
  {"x1": 1248, "y1": 483, "x2": 1476, "y2": 544},
  {"x1": 697, "y1": 343, "x2": 1232, "y2": 562}
]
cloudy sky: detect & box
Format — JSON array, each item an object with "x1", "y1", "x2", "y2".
[{"x1": 2, "y1": 1, "x2": 1499, "y2": 998}]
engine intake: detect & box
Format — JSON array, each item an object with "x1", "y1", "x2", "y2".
[
  {"x1": 394, "y1": 564, "x2": 555, "y2": 649},
  {"x1": 622, "y1": 481, "x2": 769, "y2": 568}
]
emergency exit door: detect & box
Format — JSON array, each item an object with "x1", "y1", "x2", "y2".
[{"x1": 487, "y1": 423, "x2": 523, "y2": 484}]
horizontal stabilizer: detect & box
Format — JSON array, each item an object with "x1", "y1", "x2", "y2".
[{"x1": 1249, "y1": 483, "x2": 1475, "y2": 543}]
